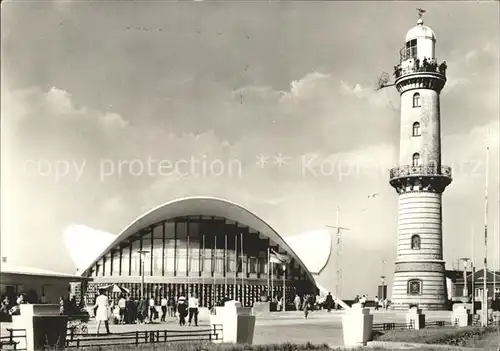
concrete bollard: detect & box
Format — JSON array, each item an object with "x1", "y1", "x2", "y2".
[
  {"x1": 406, "y1": 306, "x2": 425, "y2": 330},
  {"x1": 209, "y1": 300, "x2": 256, "y2": 344},
  {"x1": 342, "y1": 303, "x2": 373, "y2": 348},
  {"x1": 451, "y1": 304, "x2": 472, "y2": 327},
  {"x1": 12, "y1": 304, "x2": 68, "y2": 351}
]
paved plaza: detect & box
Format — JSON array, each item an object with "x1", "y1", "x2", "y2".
[{"x1": 1, "y1": 309, "x2": 454, "y2": 348}]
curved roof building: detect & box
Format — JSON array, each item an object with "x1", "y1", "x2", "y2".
[{"x1": 79, "y1": 197, "x2": 320, "y2": 307}]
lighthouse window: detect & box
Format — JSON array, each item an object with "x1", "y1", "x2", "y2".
[
  {"x1": 412, "y1": 153, "x2": 420, "y2": 167},
  {"x1": 412, "y1": 122, "x2": 421, "y2": 136},
  {"x1": 411, "y1": 235, "x2": 421, "y2": 250},
  {"x1": 413, "y1": 93, "x2": 421, "y2": 108},
  {"x1": 407, "y1": 279, "x2": 422, "y2": 295}
]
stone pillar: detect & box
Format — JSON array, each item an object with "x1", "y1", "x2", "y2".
[
  {"x1": 406, "y1": 306, "x2": 425, "y2": 330},
  {"x1": 210, "y1": 300, "x2": 256, "y2": 344},
  {"x1": 12, "y1": 304, "x2": 68, "y2": 351},
  {"x1": 252, "y1": 301, "x2": 270, "y2": 316},
  {"x1": 342, "y1": 304, "x2": 373, "y2": 348},
  {"x1": 451, "y1": 304, "x2": 471, "y2": 327}
]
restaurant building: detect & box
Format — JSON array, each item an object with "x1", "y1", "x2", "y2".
[{"x1": 79, "y1": 197, "x2": 319, "y2": 307}]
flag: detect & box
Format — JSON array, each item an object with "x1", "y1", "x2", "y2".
[{"x1": 270, "y1": 249, "x2": 290, "y2": 264}]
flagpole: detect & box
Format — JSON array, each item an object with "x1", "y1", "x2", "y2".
[
  {"x1": 234, "y1": 234, "x2": 237, "y2": 300},
  {"x1": 225, "y1": 233, "x2": 228, "y2": 297},
  {"x1": 494, "y1": 221, "x2": 497, "y2": 300},
  {"x1": 482, "y1": 146, "x2": 489, "y2": 327},
  {"x1": 187, "y1": 235, "x2": 190, "y2": 292},
  {"x1": 271, "y1": 255, "x2": 274, "y2": 302},
  {"x1": 213, "y1": 235, "x2": 216, "y2": 307},
  {"x1": 282, "y1": 263, "x2": 286, "y2": 312},
  {"x1": 267, "y1": 247, "x2": 270, "y2": 299},
  {"x1": 241, "y1": 233, "x2": 244, "y2": 304},
  {"x1": 202, "y1": 234, "x2": 205, "y2": 307},
  {"x1": 471, "y1": 224, "x2": 476, "y2": 314}
]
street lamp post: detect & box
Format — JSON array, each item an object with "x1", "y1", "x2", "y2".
[
  {"x1": 460, "y1": 258, "x2": 470, "y2": 297},
  {"x1": 138, "y1": 250, "x2": 150, "y2": 299}
]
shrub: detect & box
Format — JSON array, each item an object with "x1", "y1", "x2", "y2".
[{"x1": 375, "y1": 326, "x2": 499, "y2": 346}]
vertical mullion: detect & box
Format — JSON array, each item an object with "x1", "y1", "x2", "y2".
[
  {"x1": 110, "y1": 251, "x2": 114, "y2": 276},
  {"x1": 119, "y1": 246, "x2": 123, "y2": 276},
  {"x1": 128, "y1": 241, "x2": 132, "y2": 276}
]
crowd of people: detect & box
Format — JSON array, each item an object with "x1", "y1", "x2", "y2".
[
  {"x1": 89, "y1": 288, "x2": 203, "y2": 334},
  {"x1": 393, "y1": 56, "x2": 448, "y2": 78},
  {"x1": 0, "y1": 292, "x2": 81, "y2": 322}
]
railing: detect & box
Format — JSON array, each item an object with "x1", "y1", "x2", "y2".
[
  {"x1": 389, "y1": 165, "x2": 452, "y2": 179},
  {"x1": 394, "y1": 62, "x2": 447, "y2": 79},
  {"x1": 372, "y1": 322, "x2": 414, "y2": 331},
  {"x1": 65, "y1": 324, "x2": 223, "y2": 349},
  {"x1": 427, "y1": 320, "x2": 451, "y2": 328},
  {"x1": 1, "y1": 329, "x2": 26, "y2": 351},
  {"x1": 1, "y1": 325, "x2": 222, "y2": 350}
]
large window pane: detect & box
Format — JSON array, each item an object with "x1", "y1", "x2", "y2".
[
  {"x1": 177, "y1": 248, "x2": 187, "y2": 273},
  {"x1": 215, "y1": 249, "x2": 224, "y2": 273},
  {"x1": 122, "y1": 247, "x2": 130, "y2": 276},
  {"x1": 104, "y1": 255, "x2": 111, "y2": 276},
  {"x1": 203, "y1": 248, "x2": 211, "y2": 273},
  {"x1": 188, "y1": 222, "x2": 200, "y2": 240},
  {"x1": 227, "y1": 250, "x2": 235, "y2": 273},
  {"x1": 189, "y1": 248, "x2": 200, "y2": 272},
  {"x1": 165, "y1": 246, "x2": 175, "y2": 273},
  {"x1": 165, "y1": 222, "x2": 175, "y2": 239},
  {"x1": 131, "y1": 240, "x2": 141, "y2": 275},
  {"x1": 142, "y1": 233, "x2": 152, "y2": 275},
  {"x1": 177, "y1": 222, "x2": 187, "y2": 241},
  {"x1": 112, "y1": 251, "x2": 120, "y2": 276},
  {"x1": 153, "y1": 239, "x2": 163, "y2": 276},
  {"x1": 153, "y1": 223, "x2": 163, "y2": 239}
]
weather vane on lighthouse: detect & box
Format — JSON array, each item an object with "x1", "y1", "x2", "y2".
[{"x1": 417, "y1": 8, "x2": 426, "y2": 19}]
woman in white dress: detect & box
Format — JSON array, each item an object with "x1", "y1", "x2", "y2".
[{"x1": 94, "y1": 289, "x2": 111, "y2": 335}]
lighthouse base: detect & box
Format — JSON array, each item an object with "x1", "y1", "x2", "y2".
[{"x1": 390, "y1": 266, "x2": 448, "y2": 311}]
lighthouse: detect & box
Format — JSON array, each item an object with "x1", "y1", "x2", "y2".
[{"x1": 389, "y1": 15, "x2": 452, "y2": 310}]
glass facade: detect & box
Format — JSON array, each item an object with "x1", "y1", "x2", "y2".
[{"x1": 84, "y1": 216, "x2": 315, "y2": 307}]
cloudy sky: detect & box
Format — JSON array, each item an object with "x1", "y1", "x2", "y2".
[{"x1": 1, "y1": 0, "x2": 499, "y2": 297}]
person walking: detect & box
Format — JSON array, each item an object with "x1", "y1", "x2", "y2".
[
  {"x1": 177, "y1": 296, "x2": 187, "y2": 326},
  {"x1": 149, "y1": 296, "x2": 157, "y2": 322},
  {"x1": 168, "y1": 296, "x2": 175, "y2": 317},
  {"x1": 94, "y1": 289, "x2": 111, "y2": 335},
  {"x1": 188, "y1": 293, "x2": 199, "y2": 326},
  {"x1": 118, "y1": 295, "x2": 126, "y2": 324},
  {"x1": 360, "y1": 295, "x2": 367, "y2": 308},
  {"x1": 160, "y1": 296, "x2": 168, "y2": 322},
  {"x1": 325, "y1": 292, "x2": 333, "y2": 312},
  {"x1": 294, "y1": 294, "x2": 301, "y2": 311},
  {"x1": 302, "y1": 294, "x2": 311, "y2": 319},
  {"x1": 137, "y1": 297, "x2": 148, "y2": 324}
]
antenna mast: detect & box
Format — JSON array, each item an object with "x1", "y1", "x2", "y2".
[{"x1": 326, "y1": 205, "x2": 349, "y2": 299}]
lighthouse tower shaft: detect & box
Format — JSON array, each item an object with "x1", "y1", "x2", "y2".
[{"x1": 389, "y1": 18, "x2": 452, "y2": 310}]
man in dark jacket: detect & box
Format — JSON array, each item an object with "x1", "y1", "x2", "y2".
[{"x1": 325, "y1": 293, "x2": 334, "y2": 312}]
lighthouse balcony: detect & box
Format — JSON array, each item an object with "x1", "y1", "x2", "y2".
[
  {"x1": 390, "y1": 164, "x2": 452, "y2": 179},
  {"x1": 389, "y1": 165, "x2": 452, "y2": 193},
  {"x1": 394, "y1": 61, "x2": 447, "y2": 80}
]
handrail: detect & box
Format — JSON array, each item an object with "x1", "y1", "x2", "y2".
[
  {"x1": 394, "y1": 62, "x2": 447, "y2": 79},
  {"x1": 65, "y1": 324, "x2": 224, "y2": 348}
]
